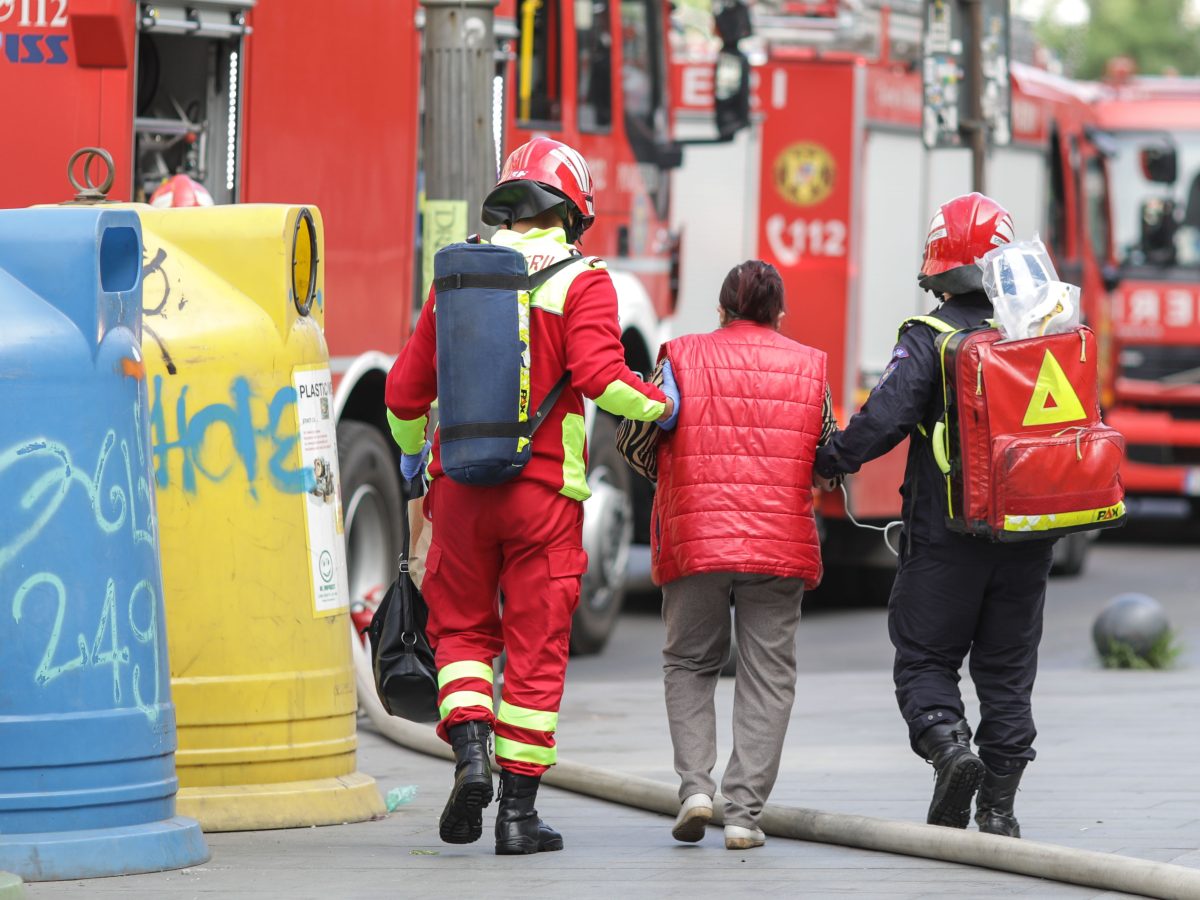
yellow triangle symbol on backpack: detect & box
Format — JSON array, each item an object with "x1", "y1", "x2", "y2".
[{"x1": 1022, "y1": 349, "x2": 1087, "y2": 427}]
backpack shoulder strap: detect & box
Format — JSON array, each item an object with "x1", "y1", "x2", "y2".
[
  {"x1": 527, "y1": 253, "x2": 583, "y2": 289},
  {"x1": 899, "y1": 314, "x2": 956, "y2": 339},
  {"x1": 432, "y1": 250, "x2": 582, "y2": 294}
]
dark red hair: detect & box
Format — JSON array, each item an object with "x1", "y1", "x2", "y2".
[{"x1": 719, "y1": 260, "x2": 784, "y2": 325}]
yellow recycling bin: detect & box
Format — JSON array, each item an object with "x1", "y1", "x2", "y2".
[{"x1": 136, "y1": 205, "x2": 384, "y2": 830}]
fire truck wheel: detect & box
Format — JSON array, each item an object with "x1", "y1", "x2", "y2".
[
  {"x1": 1051, "y1": 531, "x2": 1092, "y2": 577},
  {"x1": 573, "y1": 412, "x2": 634, "y2": 656},
  {"x1": 338, "y1": 420, "x2": 405, "y2": 626}
]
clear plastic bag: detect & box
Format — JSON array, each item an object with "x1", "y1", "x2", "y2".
[{"x1": 977, "y1": 237, "x2": 1081, "y2": 341}]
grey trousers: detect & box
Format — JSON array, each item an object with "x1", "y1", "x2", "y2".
[{"x1": 661, "y1": 571, "x2": 805, "y2": 828}]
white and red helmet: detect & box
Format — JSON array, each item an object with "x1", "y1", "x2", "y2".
[
  {"x1": 149, "y1": 174, "x2": 214, "y2": 209},
  {"x1": 482, "y1": 137, "x2": 595, "y2": 240},
  {"x1": 919, "y1": 192, "x2": 1014, "y2": 295}
]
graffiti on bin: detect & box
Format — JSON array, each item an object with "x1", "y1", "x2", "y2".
[
  {"x1": 141, "y1": 248, "x2": 183, "y2": 375},
  {"x1": 149, "y1": 374, "x2": 314, "y2": 499},
  {"x1": 3, "y1": 417, "x2": 163, "y2": 722},
  {"x1": 0, "y1": 423, "x2": 155, "y2": 573},
  {"x1": 11, "y1": 573, "x2": 163, "y2": 722}
]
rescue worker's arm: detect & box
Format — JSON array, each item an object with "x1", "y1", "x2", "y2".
[
  {"x1": 563, "y1": 269, "x2": 670, "y2": 422},
  {"x1": 384, "y1": 298, "x2": 438, "y2": 455},
  {"x1": 815, "y1": 327, "x2": 936, "y2": 479}
]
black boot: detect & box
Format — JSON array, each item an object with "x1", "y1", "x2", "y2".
[
  {"x1": 976, "y1": 764, "x2": 1023, "y2": 838},
  {"x1": 438, "y1": 722, "x2": 494, "y2": 844},
  {"x1": 494, "y1": 770, "x2": 563, "y2": 855},
  {"x1": 915, "y1": 719, "x2": 986, "y2": 828}
]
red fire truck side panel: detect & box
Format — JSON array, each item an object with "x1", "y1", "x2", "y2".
[
  {"x1": 1, "y1": 0, "x2": 137, "y2": 204},
  {"x1": 241, "y1": 0, "x2": 420, "y2": 353},
  {"x1": 758, "y1": 59, "x2": 856, "y2": 408}
]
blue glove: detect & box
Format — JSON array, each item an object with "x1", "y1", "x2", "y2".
[
  {"x1": 658, "y1": 359, "x2": 681, "y2": 431},
  {"x1": 401, "y1": 440, "x2": 431, "y2": 482}
]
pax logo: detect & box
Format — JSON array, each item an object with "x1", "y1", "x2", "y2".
[
  {"x1": 1095, "y1": 504, "x2": 1124, "y2": 522},
  {"x1": 2, "y1": 33, "x2": 69, "y2": 64}
]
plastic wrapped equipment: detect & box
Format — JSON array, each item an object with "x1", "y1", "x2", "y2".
[{"x1": 977, "y1": 238, "x2": 1081, "y2": 341}]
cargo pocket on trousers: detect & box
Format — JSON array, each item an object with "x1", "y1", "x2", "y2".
[{"x1": 547, "y1": 547, "x2": 588, "y2": 580}]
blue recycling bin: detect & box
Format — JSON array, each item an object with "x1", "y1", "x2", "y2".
[{"x1": 0, "y1": 208, "x2": 208, "y2": 880}]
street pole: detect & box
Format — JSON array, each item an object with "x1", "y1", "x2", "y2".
[
  {"x1": 962, "y1": 0, "x2": 986, "y2": 193},
  {"x1": 420, "y1": 0, "x2": 499, "y2": 238}
]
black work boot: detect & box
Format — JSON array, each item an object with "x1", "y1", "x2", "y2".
[
  {"x1": 915, "y1": 719, "x2": 986, "y2": 828},
  {"x1": 494, "y1": 769, "x2": 563, "y2": 855},
  {"x1": 975, "y1": 764, "x2": 1024, "y2": 838},
  {"x1": 438, "y1": 722, "x2": 494, "y2": 844}
]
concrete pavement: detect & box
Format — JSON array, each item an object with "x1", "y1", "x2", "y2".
[{"x1": 26, "y1": 535, "x2": 1200, "y2": 899}]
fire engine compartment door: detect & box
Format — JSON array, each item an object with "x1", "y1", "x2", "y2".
[
  {"x1": 134, "y1": 1, "x2": 256, "y2": 204},
  {"x1": 138, "y1": 2, "x2": 254, "y2": 38}
]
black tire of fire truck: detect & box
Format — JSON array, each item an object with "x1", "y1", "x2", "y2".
[
  {"x1": 1050, "y1": 531, "x2": 1093, "y2": 578},
  {"x1": 337, "y1": 420, "x2": 406, "y2": 618},
  {"x1": 573, "y1": 412, "x2": 634, "y2": 655}
]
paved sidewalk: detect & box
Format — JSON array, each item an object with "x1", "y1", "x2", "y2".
[
  {"x1": 28, "y1": 663, "x2": 1196, "y2": 900},
  {"x1": 26, "y1": 538, "x2": 1200, "y2": 899}
]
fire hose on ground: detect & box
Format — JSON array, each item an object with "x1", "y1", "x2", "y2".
[{"x1": 351, "y1": 639, "x2": 1200, "y2": 900}]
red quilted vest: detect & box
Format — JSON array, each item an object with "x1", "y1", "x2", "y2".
[{"x1": 651, "y1": 320, "x2": 827, "y2": 588}]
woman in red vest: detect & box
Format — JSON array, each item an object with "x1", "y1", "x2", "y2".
[{"x1": 652, "y1": 261, "x2": 834, "y2": 850}]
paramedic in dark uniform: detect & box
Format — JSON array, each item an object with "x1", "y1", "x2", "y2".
[{"x1": 814, "y1": 193, "x2": 1054, "y2": 838}]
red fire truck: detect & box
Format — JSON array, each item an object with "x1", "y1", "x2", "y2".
[
  {"x1": 3, "y1": 0, "x2": 741, "y2": 651},
  {"x1": 671, "y1": 1, "x2": 1114, "y2": 578},
  {"x1": 1088, "y1": 74, "x2": 1200, "y2": 517}
]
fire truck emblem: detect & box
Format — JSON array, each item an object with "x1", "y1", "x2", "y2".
[{"x1": 773, "y1": 142, "x2": 835, "y2": 207}]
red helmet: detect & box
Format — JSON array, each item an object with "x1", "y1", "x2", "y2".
[
  {"x1": 919, "y1": 192, "x2": 1014, "y2": 295},
  {"x1": 482, "y1": 137, "x2": 596, "y2": 241},
  {"x1": 149, "y1": 174, "x2": 214, "y2": 209}
]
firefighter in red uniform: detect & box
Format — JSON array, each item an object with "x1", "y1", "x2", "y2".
[{"x1": 385, "y1": 137, "x2": 678, "y2": 854}]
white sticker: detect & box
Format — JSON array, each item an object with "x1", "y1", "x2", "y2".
[{"x1": 293, "y1": 365, "x2": 349, "y2": 617}]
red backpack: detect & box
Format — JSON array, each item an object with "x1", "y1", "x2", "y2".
[{"x1": 907, "y1": 316, "x2": 1126, "y2": 541}]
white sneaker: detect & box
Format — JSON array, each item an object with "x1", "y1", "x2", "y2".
[
  {"x1": 724, "y1": 824, "x2": 765, "y2": 850},
  {"x1": 671, "y1": 793, "x2": 713, "y2": 843}
]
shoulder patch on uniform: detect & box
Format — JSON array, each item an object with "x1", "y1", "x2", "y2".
[{"x1": 890, "y1": 346, "x2": 910, "y2": 360}]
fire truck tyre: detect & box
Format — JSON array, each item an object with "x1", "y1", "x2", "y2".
[
  {"x1": 573, "y1": 412, "x2": 634, "y2": 656},
  {"x1": 337, "y1": 420, "x2": 405, "y2": 615},
  {"x1": 1051, "y1": 531, "x2": 1091, "y2": 578}
]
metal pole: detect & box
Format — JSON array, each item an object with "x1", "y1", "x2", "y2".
[
  {"x1": 420, "y1": 0, "x2": 499, "y2": 237},
  {"x1": 963, "y1": 0, "x2": 986, "y2": 193}
]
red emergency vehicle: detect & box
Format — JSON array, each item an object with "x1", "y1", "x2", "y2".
[
  {"x1": 1088, "y1": 74, "x2": 1200, "y2": 516},
  {"x1": 671, "y1": 1, "x2": 1114, "y2": 578},
  {"x1": 2, "y1": 0, "x2": 740, "y2": 651}
]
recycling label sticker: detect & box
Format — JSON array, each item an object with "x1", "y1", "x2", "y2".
[{"x1": 293, "y1": 365, "x2": 350, "y2": 617}]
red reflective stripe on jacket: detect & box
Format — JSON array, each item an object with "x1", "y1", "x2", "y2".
[{"x1": 651, "y1": 320, "x2": 826, "y2": 588}]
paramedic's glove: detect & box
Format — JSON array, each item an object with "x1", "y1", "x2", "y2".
[
  {"x1": 401, "y1": 440, "x2": 431, "y2": 482},
  {"x1": 657, "y1": 359, "x2": 681, "y2": 431}
]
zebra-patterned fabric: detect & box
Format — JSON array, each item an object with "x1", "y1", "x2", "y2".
[{"x1": 615, "y1": 361, "x2": 666, "y2": 483}]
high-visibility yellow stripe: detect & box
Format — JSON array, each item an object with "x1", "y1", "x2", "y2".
[
  {"x1": 1003, "y1": 502, "x2": 1125, "y2": 533},
  {"x1": 494, "y1": 737, "x2": 556, "y2": 767},
  {"x1": 438, "y1": 690, "x2": 494, "y2": 720},
  {"x1": 438, "y1": 660, "x2": 495, "y2": 689},
  {"x1": 595, "y1": 380, "x2": 666, "y2": 422},
  {"x1": 497, "y1": 701, "x2": 558, "y2": 733},
  {"x1": 387, "y1": 410, "x2": 428, "y2": 456},
  {"x1": 561, "y1": 412, "x2": 589, "y2": 501}
]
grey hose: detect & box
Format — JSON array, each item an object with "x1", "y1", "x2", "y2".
[{"x1": 352, "y1": 646, "x2": 1200, "y2": 900}]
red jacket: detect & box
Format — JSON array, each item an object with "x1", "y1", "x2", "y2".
[
  {"x1": 385, "y1": 227, "x2": 666, "y2": 501},
  {"x1": 651, "y1": 320, "x2": 827, "y2": 588}
]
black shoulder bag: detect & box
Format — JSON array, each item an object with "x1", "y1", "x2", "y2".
[{"x1": 366, "y1": 479, "x2": 440, "y2": 723}]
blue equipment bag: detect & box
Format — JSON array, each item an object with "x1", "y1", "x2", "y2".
[{"x1": 434, "y1": 241, "x2": 578, "y2": 485}]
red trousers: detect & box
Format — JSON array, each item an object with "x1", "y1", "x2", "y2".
[{"x1": 423, "y1": 477, "x2": 587, "y2": 776}]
